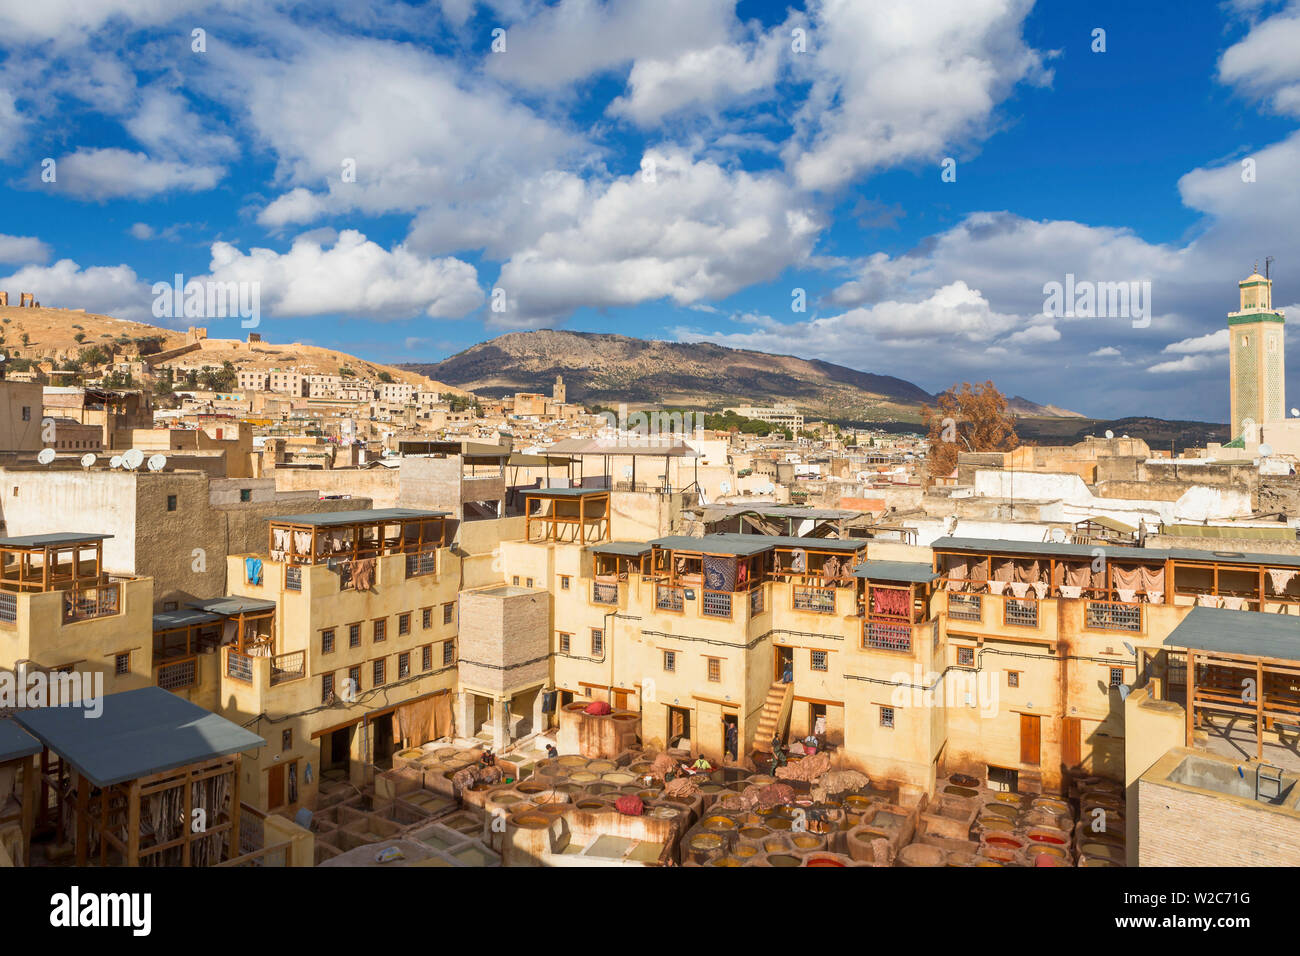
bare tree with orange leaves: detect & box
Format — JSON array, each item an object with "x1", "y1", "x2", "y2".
[{"x1": 921, "y1": 381, "x2": 1019, "y2": 484}]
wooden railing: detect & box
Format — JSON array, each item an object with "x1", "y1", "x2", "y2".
[
  {"x1": 270, "y1": 651, "x2": 306, "y2": 686},
  {"x1": 156, "y1": 655, "x2": 198, "y2": 691},
  {"x1": 62, "y1": 583, "x2": 121, "y2": 623},
  {"x1": 1085, "y1": 600, "x2": 1142, "y2": 632}
]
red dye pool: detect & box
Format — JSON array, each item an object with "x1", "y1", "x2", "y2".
[
  {"x1": 1029, "y1": 833, "x2": 1066, "y2": 844},
  {"x1": 986, "y1": 836, "x2": 1021, "y2": 848},
  {"x1": 805, "y1": 857, "x2": 846, "y2": 867}
]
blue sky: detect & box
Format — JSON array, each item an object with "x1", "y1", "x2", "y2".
[{"x1": 2, "y1": 0, "x2": 1300, "y2": 420}]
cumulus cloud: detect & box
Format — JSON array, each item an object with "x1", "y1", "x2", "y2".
[
  {"x1": 1163, "y1": 329, "x2": 1229, "y2": 354},
  {"x1": 492, "y1": 149, "x2": 821, "y2": 322},
  {"x1": 0, "y1": 234, "x2": 51, "y2": 265},
  {"x1": 202, "y1": 229, "x2": 484, "y2": 320},
  {"x1": 785, "y1": 0, "x2": 1049, "y2": 191},
  {"x1": 0, "y1": 259, "x2": 153, "y2": 320},
  {"x1": 53, "y1": 148, "x2": 223, "y2": 199},
  {"x1": 1219, "y1": 4, "x2": 1300, "y2": 115}
]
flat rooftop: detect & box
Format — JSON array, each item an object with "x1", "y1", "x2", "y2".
[
  {"x1": 650, "y1": 533, "x2": 865, "y2": 556},
  {"x1": 853, "y1": 560, "x2": 939, "y2": 584},
  {"x1": 269, "y1": 507, "x2": 449, "y2": 526},
  {"x1": 1163, "y1": 606, "x2": 1300, "y2": 662},
  {"x1": 0, "y1": 717, "x2": 41, "y2": 763},
  {"x1": 0, "y1": 532, "x2": 113, "y2": 548},
  {"x1": 934, "y1": 535, "x2": 1300, "y2": 569},
  {"x1": 14, "y1": 687, "x2": 265, "y2": 788}
]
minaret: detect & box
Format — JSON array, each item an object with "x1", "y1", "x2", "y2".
[
  {"x1": 552, "y1": 374, "x2": 566, "y2": 404},
  {"x1": 1228, "y1": 265, "x2": 1285, "y2": 440}
]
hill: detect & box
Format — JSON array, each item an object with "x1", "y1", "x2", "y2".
[
  {"x1": 403, "y1": 330, "x2": 941, "y2": 422},
  {"x1": 0, "y1": 306, "x2": 465, "y2": 394}
]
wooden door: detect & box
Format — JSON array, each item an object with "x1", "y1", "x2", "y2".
[
  {"x1": 1019, "y1": 713, "x2": 1041, "y2": 766},
  {"x1": 267, "y1": 763, "x2": 285, "y2": 810},
  {"x1": 1061, "y1": 716, "x2": 1081, "y2": 769},
  {"x1": 613, "y1": 690, "x2": 629, "y2": 710}
]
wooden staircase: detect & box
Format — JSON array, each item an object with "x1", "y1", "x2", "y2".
[{"x1": 753, "y1": 680, "x2": 794, "y2": 754}]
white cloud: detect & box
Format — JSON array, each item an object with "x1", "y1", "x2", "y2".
[
  {"x1": 0, "y1": 259, "x2": 153, "y2": 320},
  {"x1": 1148, "y1": 354, "x2": 1215, "y2": 375},
  {"x1": 202, "y1": 229, "x2": 484, "y2": 320},
  {"x1": 785, "y1": 0, "x2": 1048, "y2": 191},
  {"x1": 1163, "y1": 329, "x2": 1229, "y2": 354},
  {"x1": 0, "y1": 234, "x2": 51, "y2": 265},
  {"x1": 1090, "y1": 346, "x2": 1121, "y2": 357},
  {"x1": 485, "y1": 0, "x2": 738, "y2": 89},
  {"x1": 125, "y1": 87, "x2": 238, "y2": 162},
  {"x1": 1219, "y1": 5, "x2": 1300, "y2": 115},
  {"x1": 54, "y1": 147, "x2": 223, "y2": 199},
  {"x1": 493, "y1": 149, "x2": 821, "y2": 321},
  {"x1": 234, "y1": 34, "x2": 582, "y2": 223}
]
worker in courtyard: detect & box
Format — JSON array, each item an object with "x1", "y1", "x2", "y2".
[
  {"x1": 724, "y1": 721, "x2": 738, "y2": 762},
  {"x1": 770, "y1": 733, "x2": 787, "y2": 769},
  {"x1": 545, "y1": 743, "x2": 558, "y2": 759},
  {"x1": 480, "y1": 748, "x2": 496, "y2": 767}
]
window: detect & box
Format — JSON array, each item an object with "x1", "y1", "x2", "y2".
[
  {"x1": 957, "y1": 646, "x2": 974, "y2": 667},
  {"x1": 282, "y1": 729, "x2": 292, "y2": 751},
  {"x1": 398, "y1": 652, "x2": 410, "y2": 679},
  {"x1": 663, "y1": 650, "x2": 676, "y2": 672},
  {"x1": 559, "y1": 632, "x2": 571, "y2": 654},
  {"x1": 1109, "y1": 667, "x2": 1125, "y2": 687},
  {"x1": 811, "y1": 650, "x2": 828, "y2": 672},
  {"x1": 373, "y1": 658, "x2": 386, "y2": 686},
  {"x1": 163, "y1": 601, "x2": 178, "y2": 612},
  {"x1": 707, "y1": 657, "x2": 721, "y2": 682},
  {"x1": 880, "y1": 706, "x2": 895, "y2": 729},
  {"x1": 443, "y1": 603, "x2": 454, "y2": 625},
  {"x1": 21, "y1": 406, "x2": 30, "y2": 421},
  {"x1": 422, "y1": 645, "x2": 432, "y2": 671},
  {"x1": 322, "y1": 672, "x2": 334, "y2": 703},
  {"x1": 526, "y1": 577, "x2": 534, "y2": 588},
  {"x1": 239, "y1": 488, "x2": 252, "y2": 502},
  {"x1": 348, "y1": 623, "x2": 361, "y2": 648},
  {"x1": 512, "y1": 576, "x2": 519, "y2": 586},
  {"x1": 422, "y1": 607, "x2": 433, "y2": 630},
  {"x1": 398, "y1": 613, "x2": 411, "y2": 636},
  {"x1": 166, "y1": 495, "x2": 177, "y2": 512},
  {"x1": 114, "y1": 652, "x2": 130, "y2": 676},
  {"x1": 591, "y1": 628, "x2": 604, "y2": 656},
  {"x1": 561, "y1": 575, "x2": 571, "y2": 590},
  {"x1": 321, "y1": 629, "x2": 335, "y2": 654},
  {"x1": 1007, "y1": 671, "x2": 1020, "y2": 688},
  {"x1": 443, "y1": 641, "x2": 454, "y2": 666},
  {"x1": 347, "y1": 665, "x2": 361, "y2": 696},
  {"x1": 373, "y1": 618, "x2": 386, "y2": 643}
]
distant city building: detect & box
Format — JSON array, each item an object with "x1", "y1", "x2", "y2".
[{"x1": 724, "y1": 403, "x2": 804, "y2": 431}]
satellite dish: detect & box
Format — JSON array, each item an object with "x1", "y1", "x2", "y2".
[
  {"x1": 1117, "y1": 684, "x2": 1131, "y2": 701},
  {"x1": 110, "y1": 455, "x2": 124, "y2": 470},
  {"x1": 123, "y1": 448, "x2": 145, "y2": 471},
  {"x1": 1050, "y1": 528, "x2": 1067, "y2": 543},
  {"x1": 1259, "y1": 443, "x2": 1273, "y2": 457},
  {"x1": 622, "y1": 466, "x2": 634, "y2": 478},
  {"x1": 79, "y1": 453, "x2": 95, "y2": 470},
  {"x1": 1104, "y1": 430, "x2": 1114, "y2": 439},
  {"x1": 36, "y1": 447, "x2": 55, "y2": 466},
  {"x1": 1122, "y1": 641, "x2": 1135, "y2": 656},
  {"x1": 1292, "y1": 408, "x2": 1299, "y2": 418},
  {"x1": 147, "y1": 454, "x2": 167, "y2": 472},
  {"x1": 719, "y1": 480, "x2": 732, "y2": 494}
]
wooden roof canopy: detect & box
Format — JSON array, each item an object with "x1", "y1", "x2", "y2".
[
  {"x1": 525, "y1": 488, "x2": 610, "y2": 544},
  {"x1": 268, "y1": 508, "x2": 448, "y2": 566},
  {"x1": 0, "y1": 533, "x2": 112, "y2": 593}
]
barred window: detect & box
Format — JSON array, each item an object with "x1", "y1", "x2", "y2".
[
  {"x1": 880, "y1": 706, "x2": 894, "y2": 729},
  {"x1": 422, "y1": 645, "x2": 432, "y2": 671},
  {"x1": 321, "y1": 629, "x2": 335, "y2": 654},
  {"x1": 114, "y1": 652, "x2": 130, "y2": 676},
  {"x1": 707, "y1": 657, "x2": 721, "y2": 682},
  {"x1": 373, "y1": 618, "x2": 386, "y2": 643},
  {"x1": 443, "y1": 641, "x2": 454, "y2": 666},
  {"x1": 957, "y1": 646, "x2": 974, "y2": 667},
  {"x1": 1007, "y1": 671, "x2": 1020, "y2": 688},
  {"x1": 561, "y1": 576, "x2": 571, "y2": 590},
  {"x1": 559, "y1": 632, "x2": 571, "y2": 654},
  {"x1": 398, "y1": 652, "x2": 410, "y2": 679},
  {"x1": 423, "y1": 608, "x2": 433, "y2": 630},
  {"x1": 349, "y1": 623, "x2": 361, "y2": 648},
  {"x1": 663, "y1": 650, "x2": 676, "y2": 672},
  {"x1": 443, "y1": 603, "x2": 455, "y2": 625},
  {"x1": 591, "y1": 628, "x2": 604, "y2": 656},
  {"x1": 1109, "y1": 667, "x2": 1125, "y2": 687},
  {"x1": 373, "y1": 658, "x2": 386, "y2": 686},
  {"x1": 399, "y1": 613, "x2": 410, "y2": 636},
  {"x1": 322, "y1": 672, "x2": 334, "y2": 703},
  {"x1": 810, "y1": 650, "x2": 828, "y2": 672}
]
